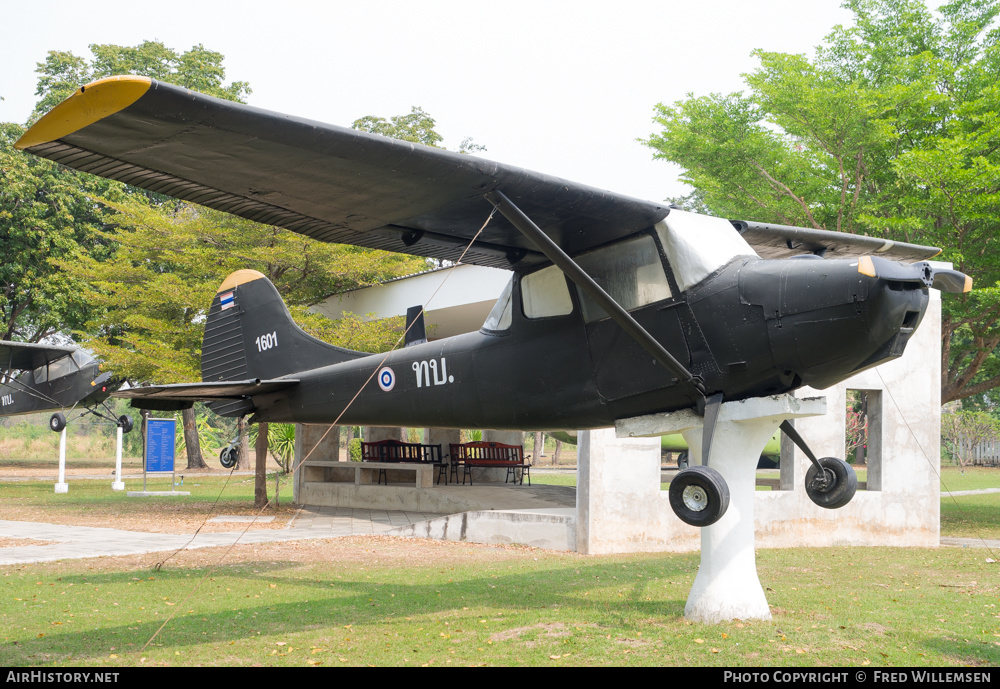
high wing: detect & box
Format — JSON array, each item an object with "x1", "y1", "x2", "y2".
[
  {"x1": 0, "y1": 341, "x2": 78, "y2": 372},
  {"x1": 17, "y1": 75, "x2": 941, "y2": 268}
]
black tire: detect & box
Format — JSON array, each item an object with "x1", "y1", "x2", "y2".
[
  {"x1": 805, "y1": 457, "x2": 857, "y2": 509},
  {"x1": 219, "y1": 446, "x2": 239, "y2": 469},
  {"x1": 49, "y1": 412, "x2": 66, "y2": 433},
  {"x1": 668, "y1": 465, "x2": 730, "y2": 527},
  {"x1": 118, "y1": 415, "x2": 134, "y2": 434},
  {"x1": 677, "y1": 451, "x2": 689, "y2": 470}
]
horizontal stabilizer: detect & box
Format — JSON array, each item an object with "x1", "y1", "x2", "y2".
[{"x1": 113, "y1": 379, "x2": 299, "y2": 410}]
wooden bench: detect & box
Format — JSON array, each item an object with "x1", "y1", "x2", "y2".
[
  {"x1": 361, "y1": 439, "x2": 447, "y2": 485},
  {"x1": 449, "y1": 441, "x2": 530, "y2": 485}
]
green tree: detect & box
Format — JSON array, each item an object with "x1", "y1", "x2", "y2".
[
  {"x1": 31, "y1": 40, "x2": 251, "y2": 121},
  {"x1": 352, "y1": 106, "x2": 486, "y2": 154},
  {"x1": 643, "y1": 0, "x2": 1000, "y2": 405},
  {"x1": 1, "y1": 41, "x2": 251, "y2": 345},
  {"x1": 56, "y1": 199, "x2": 424, "y2": 498}
]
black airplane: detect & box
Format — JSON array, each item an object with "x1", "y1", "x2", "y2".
[
  {"x1": 16, "y1": 76, "x2": 971, "y2": 526},
  {"x1": 0, "y1": 341, "x2": 133, "y2": 433}
]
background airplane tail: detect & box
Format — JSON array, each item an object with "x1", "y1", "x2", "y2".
[{"x1": 201, "y1": 269, "x2": 365, "y2": 386}]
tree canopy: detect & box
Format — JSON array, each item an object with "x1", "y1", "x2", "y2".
[{"x1": 643, "y1": 0, "x2": 1000, "y2": 405}]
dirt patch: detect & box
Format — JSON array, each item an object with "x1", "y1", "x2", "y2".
[
  {"x1": 490, "y1": 622, "x2": 576, "y2": 642},
  {"x1": 28, "y1": 535, "x2": 549, "y2": 575},
  {"x1": 0, "y1": 501, "x2": 296, "y2": 534},
  {"x1": 0, "y1": 537, "x2": 59, "y2": 548},
  {"x1": 858, "y1": 622, "x2": 891, "y2": 635}
]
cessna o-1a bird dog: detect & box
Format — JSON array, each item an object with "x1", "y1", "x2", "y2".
[
  {"x1": 17, "y1": 75, "x2": 971, "y2": 526},
  {"x1": 0, "y1": 341, "x2": 133, "y2": 433}
]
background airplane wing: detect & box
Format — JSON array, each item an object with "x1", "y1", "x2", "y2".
[
  {"x1": 0, "y1": 341, "x2": 78, "y2": 371},
  {"x1": 17, "y1": 76, "x2": 941, "y2": 268}
]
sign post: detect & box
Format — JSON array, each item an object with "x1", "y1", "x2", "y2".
[{"x1": 128, "y1": 416, "x2": 189, "y2": 497}]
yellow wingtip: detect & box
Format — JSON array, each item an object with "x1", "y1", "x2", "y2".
[
  {"x1": 15, "y1": 75, "x2": 152, "y2": 150},
  {"x1": 218, "y1": 269, "x2": 266, "y2": 293}
]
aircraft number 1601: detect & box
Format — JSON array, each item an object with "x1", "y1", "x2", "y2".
[{"x1": 256, "y1": 332, "x2": 278, "y2": 352}]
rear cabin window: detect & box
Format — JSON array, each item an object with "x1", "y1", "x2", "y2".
[
  {"x1": 33, "y1": 365, "x2": 47, "y2": 384},
  {"x1": 521, "y1": 265, "x2": 573, "y2": 319},
  {"x1": 575, "y1": 235, "x2": 672, "y2": 323}
]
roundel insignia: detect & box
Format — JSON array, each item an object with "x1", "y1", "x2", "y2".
[{"x1": 377, "y1": 367, "x2": 396, "y2": 392}]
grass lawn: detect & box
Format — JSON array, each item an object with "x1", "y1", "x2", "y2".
[
  {"x1": 1, "y1": 539, "x2": 997, "y2": 667},
  {"x1": 1, "y1": 461, "x2": 998, "y2": 667}
]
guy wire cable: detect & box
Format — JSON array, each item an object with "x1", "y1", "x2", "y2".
[{"x1": 141, "y1": 206, "x2": 497, "y2": 651}]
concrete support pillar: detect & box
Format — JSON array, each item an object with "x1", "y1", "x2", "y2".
[
  {"x1": 480, "y1": 430, "x2": 524, "y2": 482},
  {"x1": 576, "y1": 428, "x2": 663, "y2": 554},
  {"x1": 364, "y1": 426, "x2": 404, "y2": 442},
  {"x1": 293, "y1": 424, "x2": 340, "y2": 504},
  {"x1": 617, "y1": 394, "x2": 826, "y2": 624},
  {"x1": 112, "y1": 426, "x2": 125, "y2": 491},
  {"x1": 55, "y1": 428, "x2": 68, "y2": 494},
  {"x1": 426, "y1": 428, "x2": 461, "y2": 482}
]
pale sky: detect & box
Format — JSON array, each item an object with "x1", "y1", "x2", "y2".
[{"x1": 0, "y1": 0, "x2": 856, "y2": 203}]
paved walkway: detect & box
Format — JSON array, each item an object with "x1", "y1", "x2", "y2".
[{"x1": 0, "y1": 507, "x2": 443, "y2": 566}]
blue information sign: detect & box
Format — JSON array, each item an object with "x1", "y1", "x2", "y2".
[{"x1": 145, "y1": 417, "x2": 176, "y2": 473}]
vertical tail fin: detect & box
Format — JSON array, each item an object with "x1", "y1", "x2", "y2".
[{"x1": 202, "y1": 269, "x2": 365, "y2": 385}]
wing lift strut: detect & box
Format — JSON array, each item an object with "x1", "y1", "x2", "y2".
[{"x1": 487, "y1": 191, "x2": 847, "y2": 526}]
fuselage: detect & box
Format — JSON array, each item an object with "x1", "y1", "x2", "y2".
[
  {"x1": 0, "y1": 358, "x2": 110, "y2": 417},
  {"x1": 245, "y1": 236, "x2": 929, "y2": 431}
]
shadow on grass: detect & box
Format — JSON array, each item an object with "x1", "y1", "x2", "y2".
[{"x1": 6, "y1": 555, "x2": 699, "y2": 664}]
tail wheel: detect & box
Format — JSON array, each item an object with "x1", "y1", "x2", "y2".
[
  {"x1": 676, "y1": 451, "x2": 689, "y2": 469},
  {"x1": 118, "y1": 415, "x2": 134, "y2": 434},
  {"x1": 805, "y1": 457, "x2": 857, "y2": 509},
  {"x1": 668, "y1": 465, "x2": 730, "y2": 527},
  {"x1": 49, "y1": 413, "x2": 66, "y2": 433},
  {"x1": 219, "y1": 446, "x2": 239, "y2": 469}
]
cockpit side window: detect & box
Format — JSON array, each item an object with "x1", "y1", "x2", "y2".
[
  {"x1": 481, "y1": 275, "x2": 514, "y2": 332},
  {"x1": 48, "y1": 356, "x2": 76, "y2": 381},
  {"x1": 33, "y1": 365, "x2": 47, "y2": 384},
  {"x1": 521, "y1": 265, "x2": 573, "y2": 319},
  {"x1": 575, "y1": 235, "x2": 672, "y2": 323}
]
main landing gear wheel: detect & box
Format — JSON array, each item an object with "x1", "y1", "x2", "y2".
[
  {"x1": 805, "y1": 457, "x2": 857, "y2": 509},
  {"x1": 117, "y1": 415, "x2": 134, "y2": 434},
  {"x1": 49, "y1": 413, "x2": 66, "y2": 433},
  {"x1": 219, "y1": 445, "x2": 240, "y2": 469},
  {"x1": 668, "y1": 465, "x2": 730, "y2": 527}
]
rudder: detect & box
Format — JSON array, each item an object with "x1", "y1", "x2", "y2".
[{"x1": 202, "y1": 269, "x2": 366, "y2": 386}]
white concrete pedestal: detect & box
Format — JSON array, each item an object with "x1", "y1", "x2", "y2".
[
  {"x1": 54, "y1": 428, "x2": 68, "y2": 494},
  {"x1": 112, "y1": 426, "x2": 125, "y2": 491},
  {"x1": 617, "y1": 394, "x2": 826, "y2": 623}
]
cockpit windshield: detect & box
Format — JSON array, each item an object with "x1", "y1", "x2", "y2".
[{"x1": 655, "y1": 209, "x2": 758, "y2": 292}]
